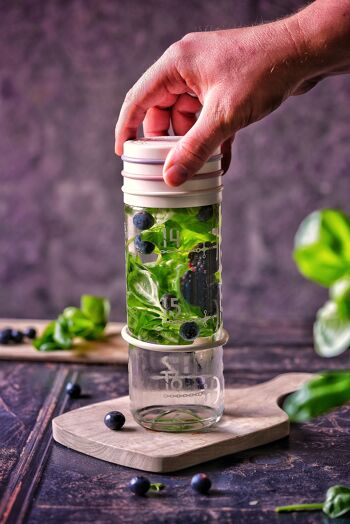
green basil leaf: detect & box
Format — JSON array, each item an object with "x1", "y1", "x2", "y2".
[
  {"x1": 139, "y1": 223, "x2": 167, "y2": 252},
  {"x1": 54, "y1": 315, "x2": 73, "y2": 349},
  {"x1": 80, "y1": 295, "x2": 110, "y2": 328},
  {"x1": 127, "y1": 268, "x2": 161, "y2": 309},
  {"x1": 172, "y1": 206, "x2": 219, "y2": 236},
  {"x1": 283, "y1": 371, "x2": 350, "y2": 422},
  {"x1": 323, "y1": 485, "x2": 350, "y2": 518},
  {"x1": 275, "y1": 485, "x2": 350, "y2": 515},
  {"x1": 38, "y1": 341, "x2": 63, "y2": 352},
  {"x1": 33, "y1": 320, "x2": 69, "y2": 351},
  {"x1": 330, "y1": 277, "x2": 350, "y2": 319},
  {"x1": 294, "y1": 209, "x2": 350, "y2": 286},
  {"x1": 314, "y1": 301, "x2": 350, "y2": 357},
  {"x1": 84, "y1": 325, "x2": 105, "y2": 340},
  {"x1": 33, "y1": 295, "x2": 110, "y2": 351},
  {"x1": 62, "y1": 307, "x2": 97, "y2": 338}
]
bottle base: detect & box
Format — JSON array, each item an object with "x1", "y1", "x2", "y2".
[{"x1": 132, "y1": 404, "x2": 222, "y2": 432}]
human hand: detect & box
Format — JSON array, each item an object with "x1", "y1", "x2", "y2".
[{"x1": 115, "y1": 0, "x2": 350, "y2": 186}]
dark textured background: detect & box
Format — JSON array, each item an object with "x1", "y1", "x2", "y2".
[{"x1": 1, "y1": 0, "x2": 349, "y2": 328}]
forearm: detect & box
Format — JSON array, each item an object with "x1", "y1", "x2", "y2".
[{"x1": 287, "y1": 0, "x2": 350, "y2": 79}]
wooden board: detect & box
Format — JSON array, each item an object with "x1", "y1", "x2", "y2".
[
  {"x1": 0, "y1": 319, "x2": 128, "y2": 364},
  {"x1": 52, "y1": 372, "x2": 312, "y2": 473}
]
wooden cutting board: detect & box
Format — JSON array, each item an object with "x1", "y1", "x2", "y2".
[
  {"x1": 0, "y1": 319, "x2": 128, "y2": 364},
  {"x1": 52, "y1": 372, "x2": 312, "y2": 472}
]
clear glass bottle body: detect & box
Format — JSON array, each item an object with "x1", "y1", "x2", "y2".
[
  {"x1": 128, "y1": 344, "x2": 224, "y2": 432},
  {"x1": 124, "y1": 203, "x2": 222, "y2": 346}
]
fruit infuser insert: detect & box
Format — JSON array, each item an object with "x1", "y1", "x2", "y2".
[{"x1": 125, "y1": 204, "x2": 222, "y2": 345}]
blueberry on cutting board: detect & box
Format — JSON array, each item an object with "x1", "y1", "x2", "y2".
[
  {"x1": 104, "y1": 411, "x2": 125, "y2": 430},
  {"x1": 0, "y1": 328, "x2": 12, "y2": 345},
  {"x1": 11, "y1": 330, "x2": 23, "y2": 344},
  {"x1": 23, "y1": 327, "x2": 37, "y2": 339}
]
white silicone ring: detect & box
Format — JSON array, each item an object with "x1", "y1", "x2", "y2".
[{"x1": 121, "y1": 325, "x2": 229, "y2": 352}]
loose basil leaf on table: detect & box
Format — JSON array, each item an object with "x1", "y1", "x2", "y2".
[
  {"x1": 294, "y1": 209, "x2": 350, "y2": 286},
  {"x1": 54, "y1": 315, "x2": 73, "y2": 349},
  {"x1": 80, "y1": 294, "x2": 110, "y2": 328},
  {"x1": 283, "y1": 371, "x2": 350, "y2": 422},
  {"x1": 33, "y1": 320, "x2": 60, "y2": 351},
  {"x1": 323, "y1": 485, "x2": 350, "y2": 518},
  {"x1": 33, "y1": 317, "x2": 72, "y2": 351},
  {"x1": 33, "y1": 295, "x2": 110, "y2": 351},
  {"x1": 276, "y1": 485, "x2": 350, "y2": 518},
  {"x1": 62, "y1": 307, "x2": 101, "y2": 339}
]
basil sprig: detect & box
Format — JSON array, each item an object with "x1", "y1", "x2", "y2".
[
  {"x1": 284, "y1": 371, "x2": 350, "y2": 422},
  {"x1": 294, "y1": 209, "x2": 350, "y2": 357},
  {"x1": 284, "y1": 209, "x2": 350, "y2": 421},
  {"x1": 276, "y1": 485, "x2": 350, "y2": 518},
  {"x1": 33, "y1": 295, "x2": 110, "y2": 351}
]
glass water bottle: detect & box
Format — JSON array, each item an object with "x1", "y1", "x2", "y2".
[{"x1": 121, "y1": 136, "x2": 228, "y2": 431}]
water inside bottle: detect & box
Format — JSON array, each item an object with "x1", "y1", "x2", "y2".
[{"x1": 129, "y1": 348, "x2": 224, "y2": 432}]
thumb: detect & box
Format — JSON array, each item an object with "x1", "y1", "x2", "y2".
[{"x1": 163, "y1": 98, "x2": 229, "y2": 187}]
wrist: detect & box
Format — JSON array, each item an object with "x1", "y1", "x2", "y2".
[{"x1": 287, "y1": 0, "x2": 350, "y2": 78}]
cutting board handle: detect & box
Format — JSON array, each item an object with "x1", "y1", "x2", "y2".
[{"x1": 232, "y1": 372, "x2": 314, "y2": 404}]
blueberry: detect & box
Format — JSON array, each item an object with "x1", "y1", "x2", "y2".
[
  {"x1": 197, "y1": 205, "x2": 213, "y2": 222},
  {"x1": 191, "y1": 473, "x2": 212, "y2": 494},
  {"x1": 160, "y1": 293, "x2": 178, "y2": 311},
  {"x1": 184, "y1": 377, "x2": 205, "y2": 390},
  {"x1": 134, "y1": 235, "x2": 155, "y2": 255},
  {"x1": 11, "y1": 329, "x2": 23, "y2": 344},
  {"x1": 196, "y1": 377, "x2": 206, "y2": 389},
  {"x1": 23, "y1": 327, "x2": 37, "y2": 339},
  {"x1": 180, "y1": 321, "x2": 199, "y2": 341},
  {"x1": 104, "y1": 411, "x2": 125, "y2": 431},
  {"x1": 0, "y1": 328, "x2": 12, "y2": 345},
  {"x1": 133, "y1": 211, "x2": 154, "y2": 231},
  {"x1": 65, "y1": 382, "x2": 81, "y2": 398},
  {"x1": 129, "y1": 476, "x2": 151, "y2": 496}
]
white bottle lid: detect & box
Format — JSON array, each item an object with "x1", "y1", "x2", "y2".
[{"x1": 122, "y1": 136, "x2": 223, "y2": 208}]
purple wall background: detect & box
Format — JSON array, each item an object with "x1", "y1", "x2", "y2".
[{"x1": 1, "y1": 0, "x2": 350, "y2": 328}]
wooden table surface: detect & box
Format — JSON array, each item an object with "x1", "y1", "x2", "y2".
[{"x1": 0, "y1": 320, "x2": 349, "y2": 524}]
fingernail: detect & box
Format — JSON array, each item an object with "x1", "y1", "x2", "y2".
[{"x1": 163, "y1": 164, "x2": 189, "y2": 187}]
